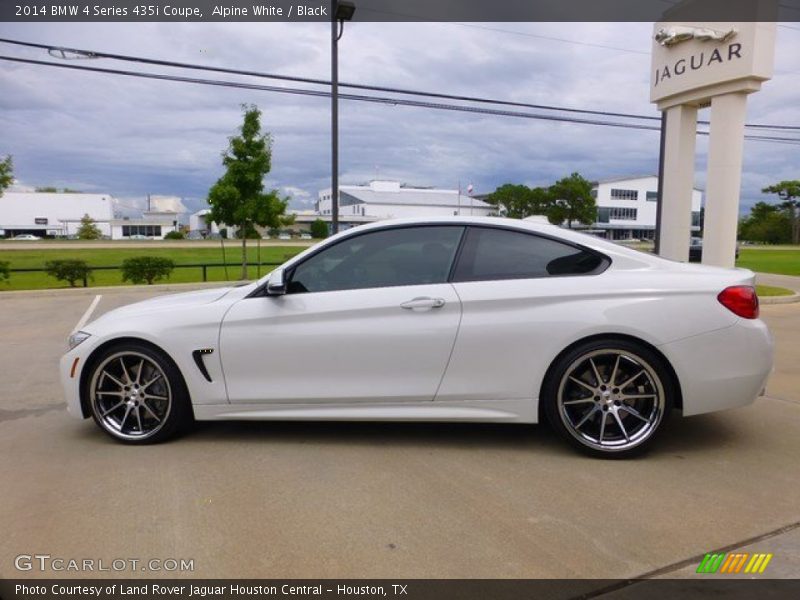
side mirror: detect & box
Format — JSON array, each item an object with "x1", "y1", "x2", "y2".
[{"x1": 266, "y1": 269, "x2": 286, "y2": 296}]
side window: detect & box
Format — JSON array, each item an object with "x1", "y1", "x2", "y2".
[
  {"x1": 288, "y1": 226, "x2": 464, "y2": 293},
  {"x1": 452, "y1": 227, "x2": 607, "y2": 282}
]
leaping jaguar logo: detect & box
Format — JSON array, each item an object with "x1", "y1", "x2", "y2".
[{"x1": 655, "y1": 26, "x2": 737, "y2": 46}]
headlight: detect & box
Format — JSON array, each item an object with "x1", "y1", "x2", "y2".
[{"x1": 68, "y1": 331, "x2": 91, "y2": 350}]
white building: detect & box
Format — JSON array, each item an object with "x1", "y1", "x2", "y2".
[
  {"x1": 288, "y1": 210, "x2": 377, "y2": 234},
  {"x1": 0, "y1": 191, "x2": 115, "y2": 238},
  {"x1": 317, "y1": 180, "x2": 494, "y2": 227},
  {"x1": 591, "y1": 175, "x2": 702, "y2": 241},
  {"x1": 110, "y1": 210, "x2": 179, "y2": 240},
  {"x1": 189, "y1": 209, "x2": 221, "y2": 236}
]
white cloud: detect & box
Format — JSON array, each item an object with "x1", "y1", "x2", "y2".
[
  {"x1": 8, "y1": 181, "x2": 35, "y2": 192},
  {"x1": 149, "y1": 195, "x2": 189, "y2": 213},
  {"x1": 281, "y1": 185, "x2": 315, "y2": 209}
]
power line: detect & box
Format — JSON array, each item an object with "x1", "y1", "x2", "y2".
[
  {"x1": 1, "y1": 54, "x2": 799, "y2": 146},
  {"x1": 2, "y1": 36, "x2": 799, "y2": 132},
  {"x1": 0, "y1": 36, "x2": 661, "y2": 122},
  {"x1": 446, "y1": 23, "x2": 651, "y2": 55}
]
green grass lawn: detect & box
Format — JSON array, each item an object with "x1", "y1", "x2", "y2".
[
  {"x1": 736, "y1": 247, "x2": 800, "y2": 277},
  {"x1": 756, "y1": 285, "x2": 795, "y2": 297},
  {"x1": 0, "y1": 244, "x2": 304, "y2": 290},
  {"x1": 2, "y1": 242, "x2": 798, "y2": 292}
]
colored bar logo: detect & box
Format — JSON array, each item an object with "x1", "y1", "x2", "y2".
[{"x1": 696, "y1": 552, "x2": 773, "y2": 574}]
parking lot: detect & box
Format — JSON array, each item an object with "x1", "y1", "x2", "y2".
[{"x1": 0, "y1": 285, "x2": 798, "y2": 581}]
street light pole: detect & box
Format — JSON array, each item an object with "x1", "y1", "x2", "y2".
[
  {"x1": 331, "y1": 2, "x2": 339, "y2": 235},
  {"x1": 330, "y1": 1, "x2": 355, "y2": 236}
]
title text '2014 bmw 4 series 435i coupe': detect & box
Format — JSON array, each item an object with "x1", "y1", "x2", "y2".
[{"x1": 61, "y1": 217, "x2": 773, "y2": 458}]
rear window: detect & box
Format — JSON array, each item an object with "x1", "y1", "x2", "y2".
[{"x1": 452, "y1": 227, "x2": 608, "y2": 282}]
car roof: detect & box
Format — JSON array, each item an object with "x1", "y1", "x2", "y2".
[
  {"x1": 287, "y1": 216, "x2": 664, "y2": 272},
  {"x1": 355, "y1": 216, "x2": 661, "y2": 262}
]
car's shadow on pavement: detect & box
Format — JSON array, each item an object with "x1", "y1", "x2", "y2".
[
  {"x1": 190, "y1": 419, "x2": 559, "y2": 451},
  {"x1": 170, "y1": 410, "x2": 745, "y2": 459},
  {"x1": 657, "y1": 411, "x2": 753, "y2": 455}
]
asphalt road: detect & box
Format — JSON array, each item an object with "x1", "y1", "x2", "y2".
[{"x1": 0, "y1": 287, "x2": 798, "y2": 580}]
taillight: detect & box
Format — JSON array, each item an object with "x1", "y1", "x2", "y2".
[{"x1": 717, "y1": 286, "x2": 759, "y2": 319}]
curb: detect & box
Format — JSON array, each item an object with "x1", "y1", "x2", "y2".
[
  {"x1": 761, "y1": 292, "x2": 800, "y2": 305},
  {"x1": 0, "y1": 281, "x2": 246, "y2": 300}
]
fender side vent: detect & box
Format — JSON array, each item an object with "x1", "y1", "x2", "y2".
[{"x1": 192, "y1": 349, "x2": 214, "y2": 382}]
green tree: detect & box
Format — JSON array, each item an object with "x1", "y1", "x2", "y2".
[
  {"x1": 0, "y1": 155, "x2": 12, "y2": 197},
  {"x1": 739, "y1": 201, "x2": 792, "y2": 244},
  {"x1": 485, "y1": 184, "x2": 552, "y2": 219},
  {"x1": 207, "y1": 105, "x2": 292, "y2": 279},
  {"x1": 164, "y1": 230, "x2": 185, "y2": 240},
  {"x1": 310, "y1": 218, "x2": 329, "y2": 239},
  {"x1": 45, "y1": 260, "x2": 92, "y2": 287},
  {"x1": 76, "y1": 213, "x2": 103, "y2": 240},
  {"x1": 762, "y1": 180, "x2": 800, "y2": 245},
  {"x1": 234, "y1": 223, "x2": 263, "y2": 239},
  {"x1": 485, "y1": 184, "x2": 529, "y2": 218},
  {"x1": 121, "y1": 257, "x2": 175, "y2": 285},
  {"x1": 0, "y1": 261, "x2": 9, "y2": 283},
  {"x1": 548, "y1": 172, "x2": 597, "y2": 228},
  {"x1": 529, "y1": 186, "x2": 554, "y2": 217}
]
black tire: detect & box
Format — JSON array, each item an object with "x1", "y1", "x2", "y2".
[
  {"x1": 542, "y1": 338, "x2": 674, "y2": 459},
  {"x1": 86, "y1": 342, "x2": 193, "y2": 444}
]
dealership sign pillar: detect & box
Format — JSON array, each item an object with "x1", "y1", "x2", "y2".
[
  {"x1": 659, "y1": 103, "x2": 698, "y2": 261},
  {"x1": 650, "y1": 18, "x2": 775, "y2": 267}
]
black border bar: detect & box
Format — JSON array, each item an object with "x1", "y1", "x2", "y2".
[
  {"x1": 2, "y1": 579, "x2": 800, "y2": 600},
  {"x1": 1, "y1": 0, "x2": 799, "y2": 22}
]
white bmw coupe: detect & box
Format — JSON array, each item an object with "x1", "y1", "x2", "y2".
[{"x1": 61, "y1": 217, "x2": 773, "y2": 457}]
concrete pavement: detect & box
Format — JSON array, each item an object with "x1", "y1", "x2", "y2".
[
  {"x1": 653, "y1": 524, "x2": 800, "y2": 579},
  {"x1": 0, "y1": 287, "x2": 798, "y2": 581},
  {"x1": 756, "y1": 272, "x2": 800, "y2": 294}
]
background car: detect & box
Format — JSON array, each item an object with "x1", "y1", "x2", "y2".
[
  {"x1": 61, "y1": 217, "x2": 772, "y2": 458},
  {"x1": 9, "y1": 234, "x2": 42, "y2": 241}
]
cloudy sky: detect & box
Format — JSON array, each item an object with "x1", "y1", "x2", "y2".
[{"x1": 1, "y1": 21, "x2": 799, "y2": 218}]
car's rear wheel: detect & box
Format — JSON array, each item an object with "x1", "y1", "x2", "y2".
[
  {"x1": 87, "y1": 343, "x2": 191, "y2": 444},
  {"x1": 543, "y1": 340, "x2": 673, "y2": 458}
]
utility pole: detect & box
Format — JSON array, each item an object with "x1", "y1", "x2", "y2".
[
  {"x1": 331, "y1": 1, "x2": 355, "y2": 235},
  {"x1": 331, "y1": 4, "x2": 339, "y2": 234}
]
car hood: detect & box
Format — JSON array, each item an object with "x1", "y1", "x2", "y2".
[
  {"x1": 85, "y1": 286, "x2": 240, "y2": 330},
  {"x1": 130, "y1": 286, "x2": 235, "y2": 309}
]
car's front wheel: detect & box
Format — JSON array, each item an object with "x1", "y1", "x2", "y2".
[
  {"x1": 543, "y1": 339, "x2": 674, "y2": 458},
  {"x1": 87, "y1": 343, "x2": 191, "y2": 444}
]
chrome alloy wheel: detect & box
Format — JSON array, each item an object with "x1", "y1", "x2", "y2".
[
  {"x1": 556, "y1": 349, "x2": 665, "y2": 453},
  {"x1": 90, "y1": 351, "x2": 172, "y2": 441}
]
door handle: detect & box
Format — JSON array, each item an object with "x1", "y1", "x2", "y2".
[{"x1": 400, "y1": 297, "x2": 446, "y2": 310}]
